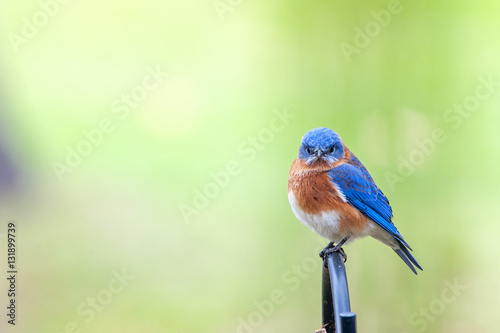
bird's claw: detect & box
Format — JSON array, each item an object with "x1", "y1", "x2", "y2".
[
  {"x1": 319, "y1": 241, "x2": 347, "y2": 267},
  {"x1": 319, "y1": 242, "x2": 334, "y2": 261}
]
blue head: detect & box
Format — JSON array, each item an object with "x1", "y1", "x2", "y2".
[{"x1": 298, "y1": 127, "x2": 345, "y2": 165}]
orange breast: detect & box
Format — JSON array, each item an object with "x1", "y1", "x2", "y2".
[{"x1": 288, "y1": 158, "x2": 370, "y2": 235}]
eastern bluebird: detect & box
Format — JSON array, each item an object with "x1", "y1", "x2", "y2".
[{"x1": 288, "y1": 127, "x2": 422, "y2": 274}]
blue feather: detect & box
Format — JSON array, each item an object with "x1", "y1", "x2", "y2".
[{"x1": 327, "y1": 156, "x2": 410, "y2": 248}]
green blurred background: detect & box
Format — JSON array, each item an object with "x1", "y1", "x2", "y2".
[{"x1": 1, "y1": 0, "x2": 499, "y2": 332}]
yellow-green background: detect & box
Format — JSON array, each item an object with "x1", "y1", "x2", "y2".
[{"x1": 1, "y1": 0, "x2": 499, "y2": 332}]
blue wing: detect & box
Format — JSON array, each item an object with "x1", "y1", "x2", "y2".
[
  {"x1": 327, "y1": 162, "x2": 407, "y2": 244},
  {"x1": 328, "y1": 155, "x2": 423, "y2": 274}
]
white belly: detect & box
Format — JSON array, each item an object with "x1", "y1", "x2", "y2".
[
  {"x1": 288, "y1": 191, "x2": 344, "y2": 242},
  {"x1": 288, "y1": 191, "x2": 380, "y2": 244}
]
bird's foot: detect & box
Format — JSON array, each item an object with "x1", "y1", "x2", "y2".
[
  {"x1": 319, "y1": 242, "x2": 334, "y2": 261},
  {"x1": 320, "y1": 245, "x2": 347, "y2": 265},
  {"x1": 319, "y1": 237, "x2": 350, "y2": 266}
]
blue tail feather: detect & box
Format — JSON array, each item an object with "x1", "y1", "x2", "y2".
[{"x1": 393, "y1": 240, "x2": 423, "y2": 275}]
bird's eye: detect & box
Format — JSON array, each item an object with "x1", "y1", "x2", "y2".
[
  {"x1": 329, "y1": 146, "x2": 335, "y2": 153},
  {"x1": 306, "y1": 147, "x2": 311, "y2": 154}
]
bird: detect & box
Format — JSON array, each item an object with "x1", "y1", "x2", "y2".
[{"x1": 288, "y1": 127, "x2": 422, "y2": 274}]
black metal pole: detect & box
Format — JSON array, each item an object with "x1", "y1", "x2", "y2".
[
  {"x1": 321, "y1": 251, "x2": 356, "y2": 333},
  {"x1": 340, "y1": 312, "x2": 357, "y2": 333},
  {"x1": 322, "y1": 265, "x2": 335, "y2": 333}
]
